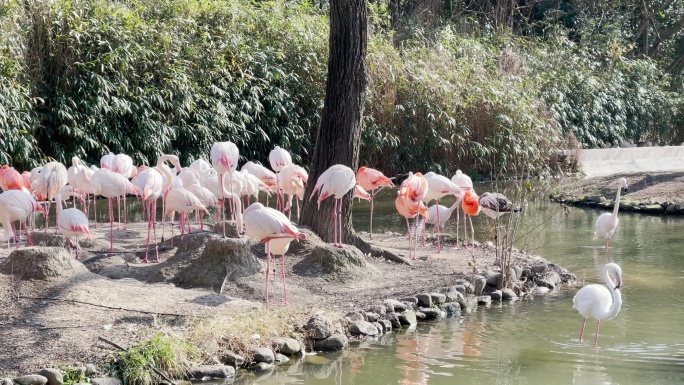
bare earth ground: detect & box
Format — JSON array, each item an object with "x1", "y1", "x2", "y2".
[
  {"x1": 551, "y1": 171, "x2": 684, "y2": 205},
  {"x1": 0, "y1": 218, "x2": 544, "y2": 376}
]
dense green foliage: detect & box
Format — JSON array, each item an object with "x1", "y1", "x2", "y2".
[{"x1": 0, "y1": 0, "x2": 682, "y2": 176}]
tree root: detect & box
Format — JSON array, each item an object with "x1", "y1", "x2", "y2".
[{"x1": 346, "y1": 232, "x2": 413, "y2": 265}]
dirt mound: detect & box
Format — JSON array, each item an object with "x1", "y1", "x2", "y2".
[
  {"x1": 28, "y1": 232, "x2": 68, "y2": 248},
  {"x1": 0, "y1": 247, "x2": 90, "y2": 280},
  {"x1": 294, "y1": 245, "x2": 377, "y2": 282}
]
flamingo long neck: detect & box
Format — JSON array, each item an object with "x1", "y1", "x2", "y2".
[
  {"x1": 55, "y1": 195, "x2": 63, "y2": 216},
  {"x1": 613, "y1": 186, "x2": 622, "y2": 216},
  {"x1": 599, "y1": 268, "x2": 623, "y2": 320},
  {"x1": 156, "y1": 158, "x2": 175, "y2": 193},
  {"x1": 448, "y1": 201, "x2": 459, "y2": 213}
]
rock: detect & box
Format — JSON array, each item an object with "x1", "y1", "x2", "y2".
[
  {"x1": 274, "y1": 353, "x2": 290, "y2": 364},
  {"x1": 641, "y1": 204, "x2": 663, "y2": 214},
  {"x1": 401, "y1": 296, "x2": 419, "y2": 306},
  {"x1": 484, "y1": 271, "x2": 501, "y2": 287},
  {"x1": 454, "y1": 279, "x2": 474, "y2": 294},
  {"x1": 534, "y1": 271, "x2": 560, "y2": 290},
  {"x1": 384, "y1": 312, "x2": 401, "y2": 329},
  {"x1": 27, "y1": 232, "x2": 68, "y2": 248},
  {"x1": 350, "y1": 320, "x2": 379, "y2": 336},
  {"x1": 415, "y1": 294, "x2": 432, "y2": 307},
  {"x1": 418, "y1": 307, "x2": 442, "y2": 320},
  {"x1": 212, "y1": 221, "x2": 239, "y2": 238},
  {"x1": 666, "y1": 204, "x2": 679, "y2": 213},
  {"x1": 188, "y1": 365, "x2": 235, "y2": 380},
  {"x1": 489, "y1": 290, "x2": 503, "y2": 301},
  {"x1": 373, "y1": 322, "x2": 385, "y2": 333},
  {"x1": 285, "y1": 227, "x2": 326, "y2": 253},
  {"x1": 250, "y1": 347, "x2": 275, "y2": 364},
  {"x1": 430, "y1": 293, "x2": 446, "y2": 305},
  {"x1": 1, "y1": 248, "x2": 90, "y2": 280},
  {"x1": 220, "y1": 351, "x2": 245, "y2": 367},
  {"x1": 398, "y1": 312, "x2": 417, "y2": 327},
  {"x1": 584, "y1": 196, "x2": 605, "y2": 204},
  {"x1": 458, "y1": 294, "x2": 479, "y2": 313},
  {"x1": 84, "y1": 364, "x2": 98, "y2": 376},
  {"x1": 378, "y1": 319, "x2": 392, "y2": 332},
  {"x1": 415, "y1": 311, "x2": 426, "y2": 320},
  {"x1": 440, "y1": 302, "x2": 462, "y2": 317},
  {"x1": 252, "y1": 362, "x2": 274, "y2": 372},
  {"x1": 12, "y1": 376, "x2": 47, "y2": 385},
  {"x1": 502, "y1": 288, "x2": 518, "y2": 301},
  {"x1": 345, "y1": 312, "x2": 366, "y2": 321},
  {"x1": 383, "y1": 299, "x2": 407, "y2": 312},
  {"x1": 365, "y1": 312, "x2": 379, "y2": 322},
  {"x1": 307, "y1": 315, "x2": 335, "y2": 339},
  {"x1": 511, "y1": 266, "x2": 523, "y2": 281},
  {"x1": 2, "y1": 379, "x2": 13, "y2": 385},
  {"x1": 294, "y1": 245, "x2": 377, "y2": 282},
  {"x1": 274, "y1": 338, "x2": 301, "y2": 355},
  {"x1": 466, "y1": 274, "x2": 486, "y2": 295},
  {"x1": 443, "y1": 286, "x2": 464, "y2": 302},
  {"x1": 477, "y1": 295, "x2": 492, "y2": 305},
  {"x1": 314, "y1": 334, "x2": 348, "y2": 352},
  {"x1": 90, "y1": 378, "x2": 123, "y2": 385},
  {"x1": 38, "y1": 369, "x2": 62, "y2": 385},
  {"x1": 367, "y1": 304, "x2": 386, "y2": 314}
]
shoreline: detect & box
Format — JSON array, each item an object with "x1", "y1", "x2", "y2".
[{"x1": 0, "y1": 218, "x2": 576, "y2": 382}]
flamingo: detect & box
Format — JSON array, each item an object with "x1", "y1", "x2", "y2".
[
  {"x1": 100, "y1": 152, "x2": 115, "y2": 170},
  {"x1": 242, "y1": 161, "x2": 277, "y2": 193},
  {"x1": 0, "y1": 165, "x2": 28, "y2": 192},
  {"x1": 478, "y1": 192, "x2": 519, "y2": 218},
  {"x1": 423, "y1": 172, "x2": 462, "y2": 252},
  {"x1": 189, "y1": 158, "x2": 213, "y2": 176},
  {"x1": 426, "y1": 202, "x2": 459, "y2": 238},
  {"x1": 201, "y1": 170, "x2": 244, "y2": 233},
  {"x1": 210, "y1": 142, "x2": 239, "y2": 236},
  {"x1": 0, "y1": 190, "x2": 47, "y2": 247},
  {"x1": 395, "y1": 193, "x2": 429, "y2": 260},
  {"x1": 35, "y1": 162, "x2": 68, "y2": 231},
  {"x1": 279, "y1": 164, "x2": 308, "y2": 221},
  {"x1": 452, "y1": 170, "x2": 474, "y2": 247},
  {"x1": 461, "y1": 190, "x2": 480, "y2": 248},
  {"x1": 112, "y1": 154, "x2": 136, "y2": 229},
  {"x1": 573, "y1": 263, "x2": 623, "y2": 346},
  {"x1": 311, "y1": 164, "x2": 357, "y2": 248},
  {"x1": 66, "y1": 157, "x2": 87, "y2": 208},
  {"x1": 269, "y1": 146, "x2": 292, "y2": 211},
  {"x1": 594, "y1": 178, "x2": 629, "y2": 249},
  {"x1": 244, "y1": 202, "x2": 307, "y2": 308},
  {"x1": 89, "y1": 169, "x2": 139, "y2": 253},
  {"x1": 356, "y1": 166, "x2": 394, "y2": 239},
  {"x1": 21, "y1": 172, "x2": 32, "y2": 193},
  {"x1": 54, "y1": 193, "x2": 91, "y2": 258},
  {"x1": 134, "y1": 167, "x2": 163, "y2": 262},
  {"x1": 240, "y1": 169, "x2": 272, "y2": 205}
]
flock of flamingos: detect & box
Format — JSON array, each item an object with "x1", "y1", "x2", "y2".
[{"x1": 0, "y1": 141, "x2": 628, "y2": 345}]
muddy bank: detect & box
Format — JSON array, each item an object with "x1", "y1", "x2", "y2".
[
  {"x1": 550, "y1": 172, "x2": 684, "y2": 214},
  {"x1": 0, "y1": 220, "x2": 575, "y2": 380}
]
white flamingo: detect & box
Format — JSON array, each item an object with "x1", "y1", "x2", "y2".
[
  {"x1": 54, "y1": 193, "x2": 91, "y2": 258},
  {"x1": 210, "y1": 142, "x2": 239, "y2": 236},
  {"x1": 573, "y1": 263, "x2": 623, "y2": 346},
  {"x1": 423, "y1": 172, "x2": 462, "y2": 252},
  {"x1": 594, "y1": 178, "x2": 629, "y2": 249}
]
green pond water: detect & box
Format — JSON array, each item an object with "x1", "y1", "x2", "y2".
[{"x1": 37, "y1": 183, "x2": 684, "y2": 384}]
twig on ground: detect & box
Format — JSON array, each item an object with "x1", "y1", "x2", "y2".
[{"x1": 18, "y1": 295, "x2": 196, "y2": 317}]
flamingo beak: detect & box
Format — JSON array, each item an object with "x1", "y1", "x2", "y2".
[{"x1": 614, "y1": 275, "x2": 622, "y2": 290}]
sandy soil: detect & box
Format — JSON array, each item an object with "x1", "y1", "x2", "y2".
[{"x1": 0, "y1": 218, "x2": 545, "y2": 376}]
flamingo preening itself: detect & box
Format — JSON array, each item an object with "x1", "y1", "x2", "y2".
[
  {"x1": 244, "y1": 202, "x2": 306, "y2": 308},
  {"x1": 0, "y1": 190, "x2": 47, "y2": 247},
  {"x1": 135, "y1": 167, "x2": 163, "y2": 262},
  {"x1": 356, "y1": 166, "x2": 393, "y2": 239},
  {"x1": 594, "y1": 178, "x2": 629, "y2": 249},
  {"x1": 395, "y1": 172, "x2": 430, "y2": 260},
  {"x1": 311, "y1": 164, "x2": 360, "y2": 248},
  {"x1": 210, "y1": 141, "x2": 239, "y2": 237},
  {"x1": 269, "y1": 146, "x2": 292, "y2": 212},
  {"x1": 423, "y1": 172, "x2": 462, "y2": 252},
  {"x1": 54, "y1": 193, "x2": 91, "y2": 258},
  {"x1": 573, "y1": 263, "x2": 623, "y2": 346}
]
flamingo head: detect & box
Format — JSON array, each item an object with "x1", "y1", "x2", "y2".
[
  {"x1": 617, "y1": 177, "x2": 628, "y2": 192},
  {"x1": 34, "y1": 202, "x2": 47, "y2": 217}
]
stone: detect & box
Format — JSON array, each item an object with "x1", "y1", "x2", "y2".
[
  {"x1": 454, "y1": 284, "x2": 467, "y2": 294},
  {"x1": 477, "y1": 295, "x2": 492, "y2": 305},
  {"x1": 641, "y1": 204, "x2": 663, "y2": 213},
  {"x1": 350, "y1": 320, "x2": 379, "y2": 336},
  {"x1": 307, "y1": 315, "x2": 335, "y2": 340},
  {"x1": 430, "y1": 293, "x2": 446, "y2": 305},
  {"x1": 220, "y1": 351, "x2": 246, "y2": 367},
  {"x1": 2, "y1": 379, "x2": 13, "y2": 385},
  {"x1": 443, "y1": 287, "x2": 464, "y2": 302},
  {"x1": 212, "y1": 221, "x2": 239, "y2": 237},
  {"x1": 1, "y1": 248, "x2": 90, "y2": 280},
  {"x1": 415, "y1": 294, "x2": 432, "y2": 307},
  {"x1": 384, "y1": 312, "x2": 401, "y2": 329},
  {"x1": 484, "y1": 271, "x2": 501, "y2": 286},
  {"x1": 440, "y1": 302, "x2": 462, "y2": 317},
  {"x1": 250, "y1": 347, "x2": 275, "y2": 364},
  {"x1": 398, "y1": 311, "x2": 417, "y2": 327},
  {"x1": 534, "y1": 271, "x2": 560, "y2": 290},
  {"x1": 373, "y1": 322, "x2": 385, "y2": 333},
  {"x1": 84, "y1": 364, "x2": 98, "y2": 376},
  {"x1": 365, "y1": 312, "x2": 379, "y2": 322},
  {"x1": 274, "y1": 353, "x2": 290, "y2": 364},
  {"x1": 419, "y1": 307, "x2": 442, "y2": 320},
  {"x1": 345, "y1": 312, "x2": 366, "y2": 321},
  {"x1": 383, "y1": 299, "x2": 407, "y2": 312},
  {"x1": 27, "y1": 232, "x2": 68, "y2": 248},
  {"x1": 458, "y1": 294, "x2": 479, "y2": 313},
  {"x1": 252, "y1": 362, "x2": 274, "y2": 372},
  {"x1": 294, "y1": 245, "x2": 377, "y2": 282},
  {"x1": 401, "y1": 296, "x2": 419, "y2": 306},
  {"x1": 466, "y1": 274, "x2": 486, "y2": 295},
  {"x1": 314, "y1": 334, "x2": 348, "y2": 352},
  {"x1": 489, "y1": 290, "x2": 503, "y2": 301},
  {"x1": 584, "y1": 196, "x2": 605, "y2": 204},
  {"x1": 666, "y1": 204, "x2": 678, "y2": 213},
  {"x1": 454, "y1": 279, "x2": 474, "y2": 294},
  {"x1": 378, "y1": 319, "x2": 392, "y2": 332},
  {"x1": 90, "y1": 378, "x2": 123, "y2": 385},
  {"x1": 367, "y1": 304, "x2": 386, "y2": 314},
  {"x1": 415, "y1": 311, "x2": 426, "y2": 320},
  {"x1": 188, "y1": 365, "x2": 235, "y2": 380},
  {"x1": 274, "y1": 338, "x2": 301, "y2": 355},
  {"x1": 285, "y1": 227, "x2": 326, "y2": 253},
  {"x1": 12, "y1": 376, "x2": 47, "y2": 385},
  {"x1": 38, "y1": 369, "x2": 62, "y2": 385},
  {"x1": 502, "y1": 288, "x2": 518, "y2": 301}
]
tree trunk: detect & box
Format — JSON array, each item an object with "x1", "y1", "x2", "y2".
[{"x1": 299, "y1": 0, "x2": 368, "y2": 244}]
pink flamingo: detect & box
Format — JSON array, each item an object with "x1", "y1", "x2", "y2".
[
  {"x1": 394, "y1": 193, "x2": 429, "y2": 260},
  {"x1": 311, "y1": 164, "x2": 358, "y2": 248},
  {"x1": 35, "y1": 162, "x2": 68, "y2": 231},
  {"x1": 242, "y1": 161, "x2": 277, "y2": 193},
  {"x1": 269, "y1": 146, "x2": 292, "y2": 211},
  {"x1": 451, "y1": 170, "x2": 474, "y2": 247},
  {"x1": 210, "y1": 142, "x2": 239, "y2": 236},
  {"x1": 423, "y1": 172, "x2": 462, "y2": 252},
  {"x1": 0, "y1": 190, "x2": 47, "y2": 247},
  {"x1": 0, "y1": 165, "x2": 29, "y2": 192},
  {"x1": 112, "y1": 153, "x2": 136, "y2": 229},
  {"x1": 88, "y1": 169, "x2": 138, "y2": 253},
  {"x1": 244, "y1": 202, "x2": 307, "y2": 308},
  {"x1": 279, "y1": 164, "x2": 308, "y2": 222},
  {"x1": 240, "y1": 169, "x2": 272, "y2": 205},
  {"x1": 201, "y1": 170, "x2": 244, "y2": 233},
  {"x1": 54, "y1": 193, "x2": 91, "y2": 258},
  {"x1": 100, "y1": 152, "x2": 115, "y2": 170},
  {"x1": 594, "y1": 178, "x2": 629, "y2": 249},
  {"x1": 134, "y1": 167, "x2": 163, "y2": 262},
  {"x1": 356, "y1": 166, "x2": 394, "y2": 238},
  {"x1": 461, "y1": 190, "x2": 481, "y2": 248}
]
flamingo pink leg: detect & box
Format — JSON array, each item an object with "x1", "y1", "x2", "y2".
[
  {"x1": 153, "y1": 200, "x2": 159, "y2": 262},
  {"x1": 219, "y1": 173, "x2": 226, "y2": 237},
  {"x1": 265, "y1": 242, "x2": 271, "y2": 309},
  {"x1": 406, "y1": 217, "x2": 411, "y2": 240},
  {"x1": 338, "y1": 198, "x2": 344, "y2": 248},
  {"x1": 594, "y1": 320, "x2": 601, "y2": 347},
  {"x1": 144, "y1": 201, "x2": 152, "y2": 263},
  {"x1": 109, "y1": 197, "x2": 114, "y2": 253},
  {"x1": 281, "y1": 253, "x2": 287, "y2": 304},
  {"x1": 116, "y1": 196, "x2": 121, "y2": 229},
  {"x1": 579, "y1": 318, "x2": 587, "y2": 343},
  {"x1": 24, "y1": 221, "x2": 32, "y2": 246},
  {"x1": 369, "y1": 193, "x2": 374, "y2": 239},
  {"x1": 413, "y1": 217, "x2": 419, "y2": 259},
  {"x1": 436, "y1": 198, "x2": 441, "y2": 253}
]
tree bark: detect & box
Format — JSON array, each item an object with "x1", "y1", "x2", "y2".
[{"x1": 299, "y1": 0, "x2": 368, "y2": 244}]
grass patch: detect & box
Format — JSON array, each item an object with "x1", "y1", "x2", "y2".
[{"x1": 62, "y1": 368, "x2": 89, "y2": 385}]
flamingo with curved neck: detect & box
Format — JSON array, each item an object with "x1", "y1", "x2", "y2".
[{"x1": 573, "y1": 263, "x2": 623, "y2": 346}]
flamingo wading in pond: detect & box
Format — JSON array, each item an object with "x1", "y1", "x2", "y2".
[
  {"x1": 594, "y1": 178, "x2": 629, "y2": 249},
  {"x1": 573, "y1": 263, "x2": 623, "y2": 346}
]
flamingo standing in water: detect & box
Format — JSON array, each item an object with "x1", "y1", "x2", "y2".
[
  {"x1": 311, "y1": 164, "x2": 358, "y2": 248},
  {"x1": 573, "y1": 263, "x2": 623, "y2": 346},
  {"x1": 269, "y1": 146, "x2": 292, "y2": 211},
  {"x1": 134, "y1": 167, "x2": 163, "y2": 262},
  {"x1": 244, "y1": 202, "x2": 307, "y2": 308},
  {"x1": 423, "y1": 172, "x2": 462, "y2": 252},
  {"x1": 0, "y1": 190, "x2": 47, "y2": 247},
  {"x1": 594, "y1": 178, "x2": 629, "y2": 249},
  {"x1": 356, "y1": 166, "x2": 394, "y2": 239},
  {"x1": 54, "y1": 193, "x2": 91, "y2": 258},
  {"x1": 89, "y1": 169, "x2": 138, "y2": 253},
  {"x1": 210, "y1": 142, "x2": 239, "y2": 236}
]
